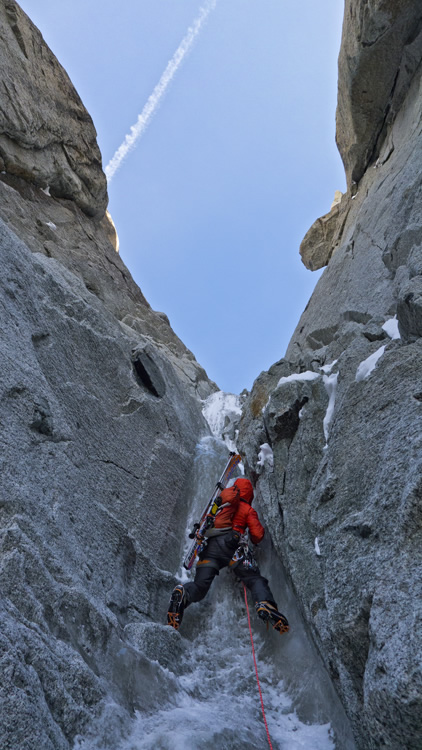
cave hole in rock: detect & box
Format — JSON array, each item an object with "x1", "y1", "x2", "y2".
[{"x1": 132, "y1": 350, "x2": 166, "y2": 398}]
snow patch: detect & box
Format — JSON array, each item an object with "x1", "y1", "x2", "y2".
[
  {"x1": 322, "y1": 372, "x2": 338, "y2": 445},
  {"x1": 45, "y1": 221, "x2": 57, "y2": 230},
  {"x1": 382, "y1": 316, "x2": 400, "y2": 340},
  {"x1": 41, "y1": 185, "x2": 51, "y2": 196},
  {"x1": 355, "y1": 346, "x2": 386, "y2": 382},
  {"x1": 315, "y1": 537, "x2": 321, "y2": 556},
  {"x1": 277, "y1": 371, "x2": 320, "y2": 388},
  {"x1": 257, "y1": 442, "x2": 273, "y2": 469}
]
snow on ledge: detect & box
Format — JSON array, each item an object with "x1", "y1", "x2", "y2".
[
  {"x1": 355, "y1": 345, "x2": 386, "y2": 382},
  {"x1": 257, "y1": 442, "x2": 273, "y2": 469},
  {"x1": 277, "y1": 371, "x2": 320, "y2": 388},
  {"x1": 382, "y1": 316, "x2": 400, "y2": 340}
]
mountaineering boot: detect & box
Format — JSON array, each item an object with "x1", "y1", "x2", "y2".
[
  {"x1": 167, "y1": 584, "x2": 186, "y2": 630},
  {"x1": 255, "y1": 601, "x2": 289, "y2": 634}
]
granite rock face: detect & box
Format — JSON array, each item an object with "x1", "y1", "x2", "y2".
[
  {"x1": 239, "y1": 9, "x2": 422, "y2": 749},
  {"x1": 299, "y1": 192, "x2": 350, "y2": 271},
  {"x1": 337, "y1": 0, "x2": 422, "y2": 188},
  {"x1": 0, "y1": 0, "x2": 107, "y2": 217},
  {"x1": 0, "y1": 3, "x2": 216, "y2": 748},
  {"x1": 2, "y1": 0, "x2": 422, "y2": 748},
  {"x1": 303, "y1": 1, "x2": 422, "y2": 273},
  {"x1": 0, "y1": 0, "x2": 212, "y2": 401}
]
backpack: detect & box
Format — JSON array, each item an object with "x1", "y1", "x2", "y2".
[{"x1": 214, "y1": 485, "x2": 241, "y2": 528}]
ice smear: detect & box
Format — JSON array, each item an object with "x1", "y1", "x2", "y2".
[
  {"x1": 322, "y1": 372, "x2": 339, "y2": 445},
  {"x1": 355, "y1": 346, "x2": 386, "y2": 382},
  {"x1": 382, "y1": 316, "x2": 400, "y2": 340},
  {"x1": 202, "y1": 391, "x2": 242, "y2": 452},
  {"x1": 257, "y1": 442, "x2": 274, "y2": 469},
  {"x1": 277, "y1": 371, "x2": 320, "y2": 388},
  {"x1": 315, "y1": 537, "x2": 321, "y2": 556}
]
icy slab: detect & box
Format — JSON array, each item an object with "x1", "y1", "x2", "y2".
[
  {"x1": 277, "y1": 371, "x2": 320, "y2": 388},
  {"x1": 83, "y1": 596, "x2": 337, "y2": 750},
  {"x1": 382, "y1": 316, "x2": 400, "y2": 340},
  {"x1": 257, "y1": 442, "x2": 274, "y2": 469},
  {"x1": 101, "y1": 696, "x2": 335, "y2": 750},
  {"x1": 355, "y1": 346, "x2": 386, "y2": 382},
  {"x1": 202, "y1": 391, "x2": 242, "y2": 437}
]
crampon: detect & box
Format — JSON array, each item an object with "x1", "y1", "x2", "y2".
[
  {"x1": 167, "y1": 584, "x2": 185, "y2": 630},
  {"x1": 255, "y1": 601, "x2": 289, "y2": 634}
]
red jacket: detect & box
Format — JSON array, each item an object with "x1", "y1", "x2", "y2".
[
  {"x1": 232, "y1": 501, "x2": 264, "y2": 545},
  {"x1": 214, "y1": 477, "x2": 265, "y2": 545}
]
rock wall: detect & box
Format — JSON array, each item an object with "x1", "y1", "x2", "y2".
[
  {"x1": 0, "y1": 3, "x2": 216, "y2": 748},
  {"x1": 2, "y1": 1, "x2": 422, "y2": 748},
  {"x1": 239, "y1": 3, "x2": 422, "y2": 748}
]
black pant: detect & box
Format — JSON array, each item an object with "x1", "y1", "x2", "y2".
[{"x1": 184, "y1": 531, "x2": 276, "y2": 607}]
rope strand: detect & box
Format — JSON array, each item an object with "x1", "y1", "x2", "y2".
[{"x1": 243, "y1": 583, "x2": 274, "y2": 750}]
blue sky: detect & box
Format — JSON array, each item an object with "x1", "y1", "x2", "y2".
[{"x1": 19, "y1": 0, "x2": 346, "y2": 394}]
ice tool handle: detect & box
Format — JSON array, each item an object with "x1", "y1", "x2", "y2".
[{"x1": 183, "y1": 451, "x2": 241, "y2": 570}]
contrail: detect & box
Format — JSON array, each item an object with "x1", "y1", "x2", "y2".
[{"x1": 105, "y1": 0, "x2": 217, "y2": 182}]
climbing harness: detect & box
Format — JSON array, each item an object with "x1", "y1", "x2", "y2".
[
  {"x1": 243, "y1": 583, "x2": 274, "y2": 750},
  {"x1": 229, "y1": 532, "x2": 259, "y2": 571}
]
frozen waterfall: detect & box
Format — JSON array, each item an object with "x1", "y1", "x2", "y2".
[{"x1": 74, "y1": 404, "x2": 355, "y2": 750}]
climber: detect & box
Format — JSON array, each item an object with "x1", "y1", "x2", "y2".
[{"x1": 167, "y1": 477, "x2": 289, "y2": 634}]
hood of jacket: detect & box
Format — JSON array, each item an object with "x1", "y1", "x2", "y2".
[{"x1": 233, "y1": 477, "x2": 254, "y2": 504}]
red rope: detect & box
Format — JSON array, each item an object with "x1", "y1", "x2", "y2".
[{"x1": 243, "y1": 583, "x2": 274, "y2": 750}]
